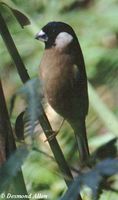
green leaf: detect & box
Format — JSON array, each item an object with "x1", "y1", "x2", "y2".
[
  {"x1": 96, "y1": 159, "x2": 118, "y2": 176},
  {"x1": 0, "y1": 146, "x2": 29, "y2": 193},
  {"x1": 0, "y1": 0, "x2": 30, "y2": 27},
  {"x1": 61, "y1": 158, "x2": 118, "y2": 200},
  {"x1": 14, "y1": 78, "x2": 43, "y2": 137},
  {"x1": 60, "y1": 177, "x2": 81, "y2": 200},
  {"x1": 88, "y1": 82, "x2": 118, "y2": 136},
  {"x1": 90, "y1": 138, "x2": 118, "y2": 165}
]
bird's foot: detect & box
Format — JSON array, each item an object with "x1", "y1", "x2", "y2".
[
  {"x1": 44, "y1": 130, "x2": 58, "y2": 142},
  {"x1": 44, "y1": 119, "x2": 65, "y2": 142}
]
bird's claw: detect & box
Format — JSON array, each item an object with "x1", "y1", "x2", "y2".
[{"x1": 44, "y1": 130, "x2": 58, "y2": 142}]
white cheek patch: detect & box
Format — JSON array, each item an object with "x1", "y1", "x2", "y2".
[{"x1": 55, "y1": 32, "x2": 73, "y2": 49}]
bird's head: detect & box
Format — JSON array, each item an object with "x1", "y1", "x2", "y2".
[{"x1": 35, "y1": 21, "x2": 78, "y2": 50}]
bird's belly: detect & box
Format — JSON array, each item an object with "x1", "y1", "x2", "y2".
[
  {"x1": 46, "y1": 74, "x2": 72, "y2": 113},
  {"x1": 41, "y1": 65, "x2": 74, "y2": 119},
  {"x1": 40, "y1": 50, "x2": 88, "y2": 120}
]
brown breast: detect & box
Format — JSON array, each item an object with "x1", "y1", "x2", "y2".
[{"x1": 39, "y1": 48, "x2": 86, "y2": 120}]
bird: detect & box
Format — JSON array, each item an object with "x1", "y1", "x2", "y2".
[{"x1": 35, "y1": 21, "x2": 90, "y2": 164}]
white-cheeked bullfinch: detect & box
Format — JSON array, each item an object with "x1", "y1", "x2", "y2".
[{"x1": 35, "y1": 21, "x2": 89, "y2": 164}]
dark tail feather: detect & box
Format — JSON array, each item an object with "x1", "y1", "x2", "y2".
[{"x1": 73, "y1": 120, "x2": 90, "y2": 164}]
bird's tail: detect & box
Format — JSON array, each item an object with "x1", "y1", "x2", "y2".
[{"x1": 72, "y1": 120, "x2": 90, "y2": 165}]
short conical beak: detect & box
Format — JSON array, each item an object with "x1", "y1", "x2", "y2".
[{"x1": 35, "y1": 30, "x2": 48, "y2": 42}]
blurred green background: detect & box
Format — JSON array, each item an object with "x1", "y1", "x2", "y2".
[{"x1": 0, "y1": 0, "x2": 118, "y2": 199}]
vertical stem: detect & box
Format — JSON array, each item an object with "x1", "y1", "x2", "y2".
[
  {"x1": 0, "y1": 80, "x2": 16, "y2": 158},
  {"x1": 39, "y1": 109, "x2": 73, "y2": 185},
  {"x1": 0, "y1": 79, "x2": 28, "y2": 195}
]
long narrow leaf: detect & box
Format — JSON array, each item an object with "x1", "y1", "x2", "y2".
[
  {"x1": 0, "y1": 0, "x2": 30, "y2": 27},
  {"x1": 0, "y1": 146, "x2": 29, "y2": 193},
  {"x1": 61, "y1": 158, "x2": 118, "y2": 200},
  {"x1": 88, "y1": 82, "x2": 118, "y2": 136}
]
